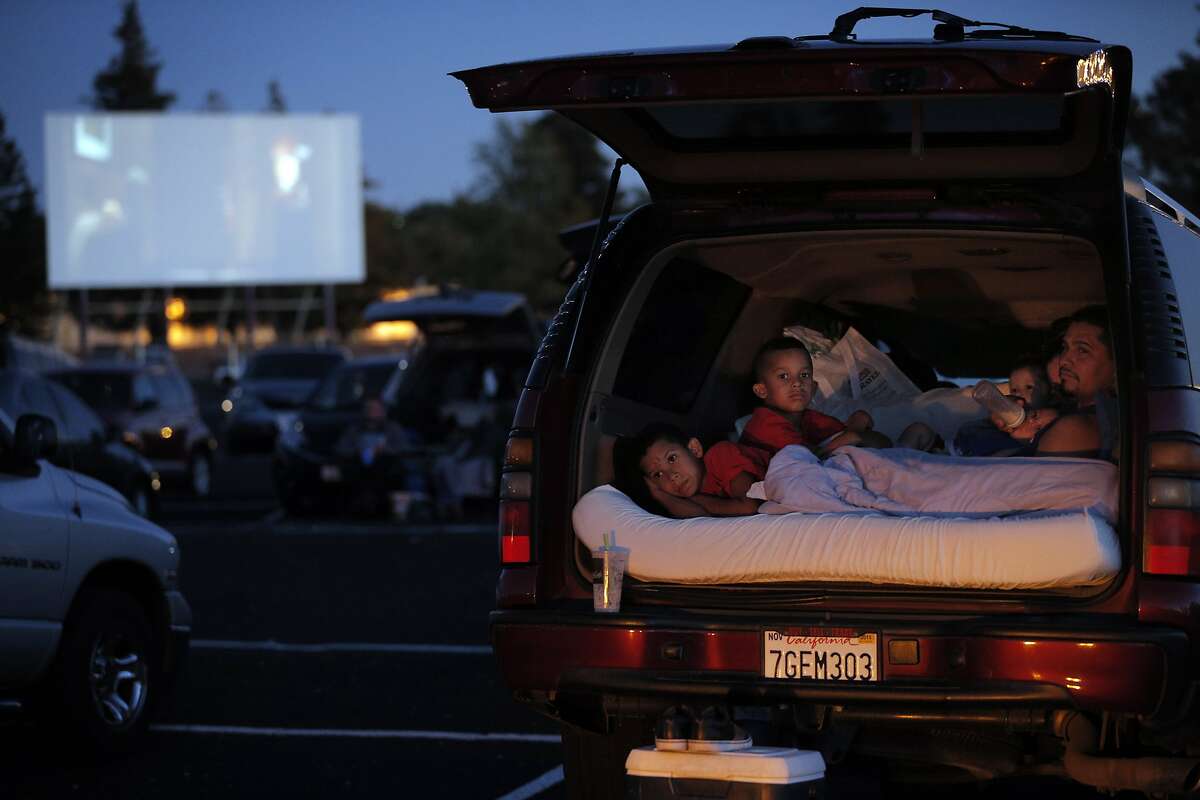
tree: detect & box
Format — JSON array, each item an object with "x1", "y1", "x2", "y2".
[
  {"x1": 0, "y1": 110, "x2": 50, "y2": 335},
  {"x1": 396, "y1": 198, "x2": 569, "y2": 310},
  {"x1": 265, "y1": 80, "x2": 287, "y2": 113},
  {"x1": 1128, "y1": 10, "x2": 1200, "y2": 212},
  {"x1": 472, "y1": 113, "x2": 617, "y2": 227},
  {"x1": 201, "y1": 90, "x2": 229, "y2": 112},
  {"x1": 367, "y1": 113, "x2": 631, "y2": 315},
  {"x1": 89, "y1": 1, "x2": 175, "y2": 111}
]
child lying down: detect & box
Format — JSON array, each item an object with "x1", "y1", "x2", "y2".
[{"x1": 614, "y1": 425, "x2": 1116, "y2": 524}]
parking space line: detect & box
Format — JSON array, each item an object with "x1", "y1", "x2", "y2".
[
  {"x1": 267, "y1": 521, "x2": 495, "y2": 536},
  {"x1": 496, "y1": 765, "x2": 565, "y2": 800},
  {"x1": 192, "y1": 638, "x2": 492, "y2": 655},
  {"x1": 150, "y1": 724, "x2": 558, "y2": 744}
]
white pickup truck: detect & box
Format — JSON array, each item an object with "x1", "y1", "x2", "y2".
[{"x1": 0, "y1": 408, "x2": 190, "y2": 750}]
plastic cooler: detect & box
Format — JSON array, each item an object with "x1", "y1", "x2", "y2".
[{"x1": 625, "y1": 746, "x2": 826, "y2": 799}]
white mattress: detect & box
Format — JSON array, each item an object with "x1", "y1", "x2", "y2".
[{"x1": 573, "y1": 485, "x2": 1121, "y2": 589}]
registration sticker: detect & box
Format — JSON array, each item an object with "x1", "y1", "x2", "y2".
[{"x1": 763, "y1": 629, "x2": 879, "y2": 682}]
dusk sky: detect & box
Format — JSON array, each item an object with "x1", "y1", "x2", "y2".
[{"x1": 3, "y1": 1, "x2": 1198, "y2": 212}]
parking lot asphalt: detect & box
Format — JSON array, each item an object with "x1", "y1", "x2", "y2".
[
  {"x1": 0, "y1": 453, "x2": 1116, "y2": 799},
  {"x1": 1, "y1": 454, "x2": 566, "y2": 800}
]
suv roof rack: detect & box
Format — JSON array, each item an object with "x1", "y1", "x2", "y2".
[{"x1": 793, "y1": 6, "x2": 1097, "y2": 44}]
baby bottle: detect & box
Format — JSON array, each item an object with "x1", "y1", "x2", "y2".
[{"x1": 971, "y1": 380, "x2": 1026, "y2": 431}]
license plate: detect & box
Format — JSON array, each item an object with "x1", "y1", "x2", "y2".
[
  {"x1": 320, "y1": 465, "x2": 342, "y2": 482},
  {"x1": 763, "y1": 629, "x2": 879, "y2": 682}
]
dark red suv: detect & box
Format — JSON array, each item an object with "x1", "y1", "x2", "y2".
[{"x1": 457, "y1": 9, "x2": 1200, "y2": 797}]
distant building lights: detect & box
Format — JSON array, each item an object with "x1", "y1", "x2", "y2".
[{"x1": 164, "y1": 297, "x2": 187, "y2": 321}]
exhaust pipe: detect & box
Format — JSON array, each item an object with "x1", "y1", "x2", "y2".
[{"x1": 1056, "y1": 711, "x2": 1200, "y2": 795}]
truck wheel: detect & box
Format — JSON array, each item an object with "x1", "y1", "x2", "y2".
[
  {"x1": 53, "y1": 588, "x2": 157, "y2": 753},
  {"x1": 561, "y1": 718, "x2": 651, "y2": 800}
]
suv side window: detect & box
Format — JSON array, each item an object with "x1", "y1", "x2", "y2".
[
  {"x1": 46, "y1": 382, "x2": 104, "y2": 443},
  {"x1": 1152, "y1": 215, "x2": 1200, "y2": 385},
  {"x1": 0, "y1": 415, "x2": 9, "y2": 463},
  {"x1": 172, "y1": 374, "x2": 196, "y2": 409},
  {"x1": 132, "y1": 374, "x2": 159, "y2": 410},
  {"x1": 437, "y1": 355, "x2": 481, "y2": 402},
  {"x1": 612, "y1": 260, "x2": 751, "y2": 413},
  {"x1": 19, "y1": 379, "x2": 61, "y2": 424},
  {"x1": 149, "y1": 373, "x2": 181, "y2": 411}
]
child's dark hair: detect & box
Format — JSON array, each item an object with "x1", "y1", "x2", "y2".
[
  {"x1": 753, "y1": 336, "x2": 811, "y2": 382},
  {"x1": 611, "y1": 422, "x2": 689, "y2": 515},
  {"x1": 1011, "y1": 356, "x2": 1049, "y2": 381}
]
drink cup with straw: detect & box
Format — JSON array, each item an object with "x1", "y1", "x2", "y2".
[{"x1": 593, "y1": 530, "x2": 630, "y2": 613}]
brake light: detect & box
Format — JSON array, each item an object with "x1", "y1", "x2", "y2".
[
  {"x1": 1143, "y1": 440, "x2": 1200, "y2": 577},
  {"x1": 499, "y1": 501, "x2": 531, "y2": 563},
  {"x1": 499, "y1": 435, "x2": 534, "y2": 565}
]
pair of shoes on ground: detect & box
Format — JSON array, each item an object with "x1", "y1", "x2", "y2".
[{"x1": 654, "y1": 705, "x2": 752, "y2": 752}]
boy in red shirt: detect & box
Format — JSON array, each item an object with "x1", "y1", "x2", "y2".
[
  {"x1": 740, "y1": 337, "x2": 896, "y2": 456},
  {"x1": 613, "y1": 423, "x2": 765, "y2": 518}
]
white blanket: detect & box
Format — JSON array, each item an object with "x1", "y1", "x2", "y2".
[{"x1": 750, "y1": 446, "x2": 1117, "y2": 523}]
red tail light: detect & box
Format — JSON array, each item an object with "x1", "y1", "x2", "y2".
[
  {"x1": 499, "y1": 501, "x2": 531, "y2": 563},
  {"x1": 498, "y1": 434, "x2": 534, "y2": 565},
  {"x1": 1144, "y1": 440, "x2": 1200, "y2": 577}
]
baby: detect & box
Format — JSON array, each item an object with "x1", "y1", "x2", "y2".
[
  {"x1": 998, "y1": 361, "x2": 1061, "y2": 444},
  {"x1": 613, "y1": 422, "x2": 765, "y2": 519},
  {"x1": 739, "y1": 337, "x2": 897, "y2": 457},
  {"x1": 955, "y1": 360, "x2": 1060, "y2": 456}
]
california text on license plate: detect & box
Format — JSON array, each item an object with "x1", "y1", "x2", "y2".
[{"x1": 763, "y1": 629, "x2": 879, "y2": 682}]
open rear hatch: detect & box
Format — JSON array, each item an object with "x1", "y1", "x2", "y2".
[
  {"x1": 364, "y1": 288, "x2": 540, "y2": 345},
  {"x1": 453, "y1": 9, "x2": 1131, "y2": 202}
]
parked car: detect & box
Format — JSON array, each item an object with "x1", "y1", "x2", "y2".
[
  {"x1": 223, "y1": 346, "x2": 347, "y2": 454},
  {"x1": 0, "y1": 408, "x2": 190, "y2": 750},
  {"x1": 457, "y1": 11, "x2": 1200, "y2": 798},
  {"x1": 364, "y1": 289, "x2": 538, "y2": 515},
  {"x1": 49, "y1": 362, "x2": 217, "y2": 497},
  {"x1": 0, "y1": 332, "x2": 79, "y2": 372},
  {"x1": 0, "y1": 369, "x2": 160, "y2": 517},
  {"x1": 273, "y1": 355, "x2": 412, "y2": 514}
]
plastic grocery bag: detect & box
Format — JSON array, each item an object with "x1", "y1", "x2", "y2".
[{"x1": 783, "y1": 325, "x2": 921, "y2": 420}]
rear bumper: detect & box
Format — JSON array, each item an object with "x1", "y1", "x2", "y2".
[{"x1": 491, "y1": 611, "x2": 1189, "y2": 719}]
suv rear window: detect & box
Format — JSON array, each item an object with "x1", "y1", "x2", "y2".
[
  {"x1": 245, "y1": 352, "x2": 344, "y2": 380},
  {"x1": 641, "y1": 95, "x2": 1068, "y2": 150},
  {"x1": 52, "y1": 371, "x2": 133, "y2": 412},
  {"x1": 613, "y1": 260, "x2": 750, "y2": 413}
]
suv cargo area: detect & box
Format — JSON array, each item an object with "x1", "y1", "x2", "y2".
[{"x1": 463, "y1": 10, "x2": 1200, "y2": 798}]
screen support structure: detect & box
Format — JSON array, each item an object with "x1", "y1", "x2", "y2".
[
  {"x1": 244, "y1": 286, "x2": 257, "y2": 353},
  {"x1": 323, "y1": 284, "x2": 336, "y2": 342},
  {"x1": 77, "y1": 290, "x2": 89, "y2": 357}
]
